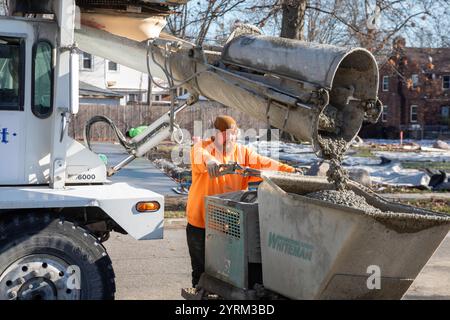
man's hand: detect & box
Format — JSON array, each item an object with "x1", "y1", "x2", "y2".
[
  {"x1": 207, "y1": 159, "x2": 221, "y2": 178},
  {"x1": 294, "y1": 168, "x2": 303, "y2": 175}
]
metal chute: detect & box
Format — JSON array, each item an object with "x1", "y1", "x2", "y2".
[{"x1": 75, "y1": 25, "x2": 382, "y2": 156}]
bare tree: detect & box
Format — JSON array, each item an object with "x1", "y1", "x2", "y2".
[
  {"x1": 245, "y1": 0, "x2": 450, "y2": 51},
  {"x1": 166, "y1": 3, "x2": 189, "y2": 39},
  {"x1": 280, "y1": 0, "x2": 307, "y2": 40},
  {"x1": 0, "y1": 0, "x2": 8, "y2": 15},
  {"x1": 166, "y1": 0, "x2": 247, "y2": 45}
]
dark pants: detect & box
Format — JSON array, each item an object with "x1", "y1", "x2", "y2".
[{"x1": 186, "y1": 223, "x2": 205, "y2": 287}]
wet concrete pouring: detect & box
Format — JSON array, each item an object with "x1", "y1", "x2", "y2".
[
  {"x1": 307, "y1": 130, "x2": 450, "y2": 233},
  {"x1": 317, "y1": 135, "x2": 349, "y2": 191},
  {"x1": 311, "y1": 124, "x2": 373, "y2": 211},
  {"x1": 309, "y1": 95, "x2": 394, "y2": 213}
]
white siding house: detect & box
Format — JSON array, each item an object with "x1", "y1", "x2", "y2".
[{"x1": 78, "y1": 51, "x2": 171, "y2": 105}]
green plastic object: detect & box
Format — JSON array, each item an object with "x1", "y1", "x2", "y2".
[
  {"x1": 98, "y1": 153, "x2": 108, "y2": 165},
  {"x1": 128, "y1": 126, "x2": 148, "y2": 138}
]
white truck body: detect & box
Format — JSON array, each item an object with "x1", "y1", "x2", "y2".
[
  {"x1": 0, "y1": 2, "x2": 165, "y2": 241},
  {"x1": 0, "y1": 183, "x2": 163, "y2": 240}
]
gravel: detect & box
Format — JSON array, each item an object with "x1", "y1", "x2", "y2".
[{"x1": 306, "y1": 189, "x2": 382, "y2": 214}]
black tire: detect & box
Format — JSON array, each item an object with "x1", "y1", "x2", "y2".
[{"x1": 0, "y1": 214, "x2": 116, "y2": 300}]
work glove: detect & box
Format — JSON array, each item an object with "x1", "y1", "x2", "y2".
[{"x1": 207, "y1": 159, "x2": 221, "y2": 178}]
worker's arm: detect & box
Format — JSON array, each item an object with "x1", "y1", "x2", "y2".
[{"x1": 244, "y1": 146, "x2": 295, "y2": 173}]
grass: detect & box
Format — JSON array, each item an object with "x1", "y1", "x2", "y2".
[
  {"x1": 352, "y1": 147, "x2": 376, "y2": 158},
  {"x1": 401, "y1": 161, "x2": 450, "y2": 170},
  {"x1": 396, "y1": 199, "x2": 450, "y2": 215},
  {"x1": 164, "y1": 210, "x2": 186, "y2": 219},
  {"x1": 375, "y1": 185, "x2": 432, "y2": 194},
  {"x1": 164, "y1": 196, "x2": 187, "y2": 219}
]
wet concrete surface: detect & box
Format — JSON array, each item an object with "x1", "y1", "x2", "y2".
[{"x1": 307, "y1": 189, "x2": 381, "y2": 213}]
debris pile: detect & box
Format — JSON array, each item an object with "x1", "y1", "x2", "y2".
[{"x1": 433, "y1": 140, "x2": 450, "y2": 150}]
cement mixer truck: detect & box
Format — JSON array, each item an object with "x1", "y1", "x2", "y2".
[{"x1": 1, "y1": 0, "x2": 449, "y2": 300}]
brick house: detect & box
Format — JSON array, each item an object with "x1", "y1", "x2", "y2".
[{"x1": 360, "y1": 37, "x2": 450, "y2": 139}]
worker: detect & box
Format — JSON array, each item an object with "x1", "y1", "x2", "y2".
[{"x1": 186, "y1": 115, "x2": 298, "y2": 288}]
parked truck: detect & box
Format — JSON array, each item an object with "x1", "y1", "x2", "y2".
[
  {"x1": 0, "y1": 0, "x2": 186, "y2": 300},
  {"x1": 3, "y1": 0, "x2": 444, "y2": 301}
]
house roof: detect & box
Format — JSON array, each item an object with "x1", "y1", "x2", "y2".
[{"x1": 79, "y1": 81, "x2": 123, "y2": 99}]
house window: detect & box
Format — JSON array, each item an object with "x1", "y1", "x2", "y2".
[
  {"x1": 81, "y1": 52, "x2": 93, "y2": 70},
  {"x1": 410, "y1": 105, "x2": 418, "y2": 123},
  {"x1": 128, "y1": 93, "x2": 137, "y2": 102},
  {"x1": 412, "y1": 74, "x2": 419, "y2": 89},
  {"x1": 443, "y1": 75, "x2": 450, "y2": 90},
  {"x1": 177, "y1": 87, "x2": 187, "y2": 96},
  {"x1": 108, "y1": 61, "x2": 118, "y2": 72},
  {"x1": 128, "y1": 93, "x2": 141, "y2": 103},
  {"x1": 382, "y1": 76, "x2": 389, "y2": 91},
  {"x1": 381, "y1": 105, "x2": 388, "y2": 122},
  {"x1": 154, "y1": 95, "x2": 160, "y2": 101}
]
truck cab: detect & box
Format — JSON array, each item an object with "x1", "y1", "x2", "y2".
[{"x1": 0, "y1": 17, "x2": 55, "y2": 185}]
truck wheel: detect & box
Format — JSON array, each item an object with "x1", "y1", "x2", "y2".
[{"x1": 0, "y1": 214, "x2": 116, "y2": 300}]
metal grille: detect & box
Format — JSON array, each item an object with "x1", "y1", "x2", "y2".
[{"x1": 207, "y1": 202, "x2": 241, "y2": 239}]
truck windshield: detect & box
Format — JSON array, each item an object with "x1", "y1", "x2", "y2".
[{"x1": 0, "y1": 37, "x2": 23, "y2": 111}]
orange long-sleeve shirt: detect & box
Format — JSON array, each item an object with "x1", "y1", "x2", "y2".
[{"x1": 186, "y1": 139, "x2": 295, "y2": 228}]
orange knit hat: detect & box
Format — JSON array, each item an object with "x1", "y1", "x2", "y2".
[{"x1": 214, "y1": 115, "x2": 236, "y2": 132}]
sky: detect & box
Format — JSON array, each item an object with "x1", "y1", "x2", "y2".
[
  {"x1": 178, "y1": 0, "x2": 449, "y2": 48},
  {"x1": 0, "y1": 0, "x2": 447, "y2": 48}
]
